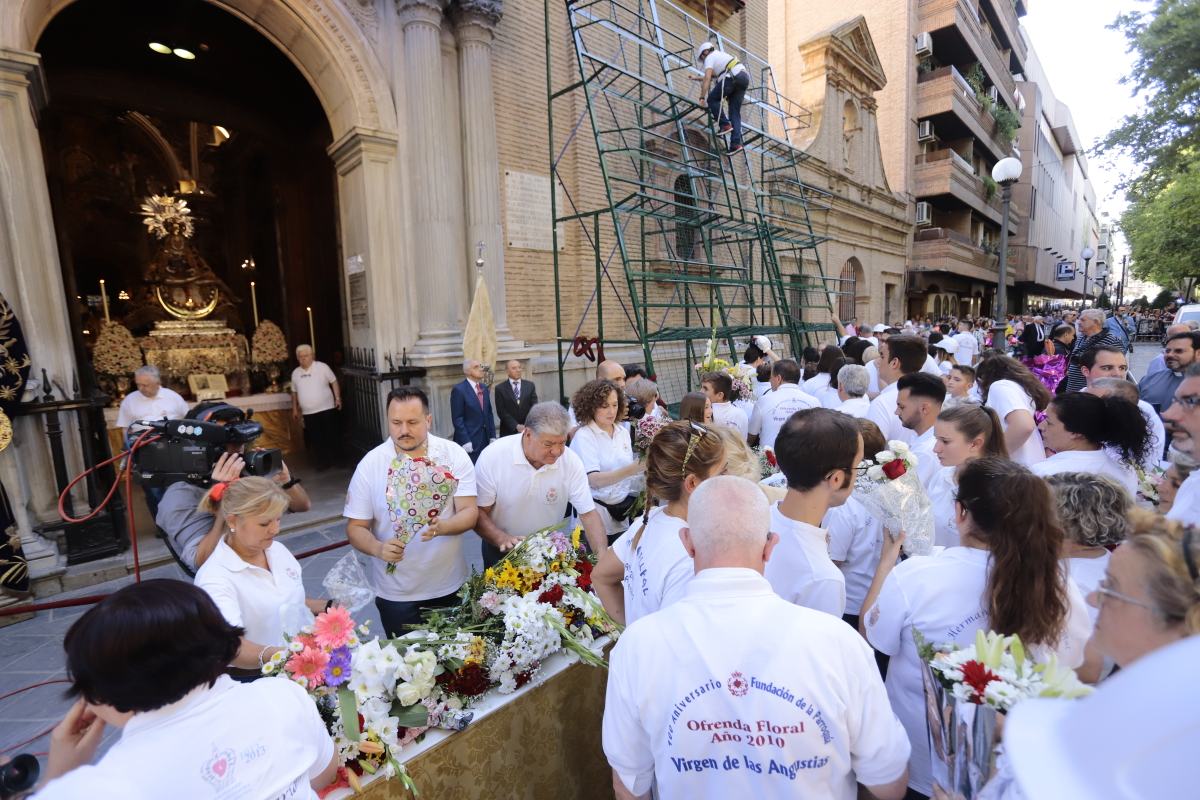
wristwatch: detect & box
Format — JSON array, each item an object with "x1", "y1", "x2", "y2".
[{"x1": 281, "y1": 477, "x2": 302, "y2": 490}]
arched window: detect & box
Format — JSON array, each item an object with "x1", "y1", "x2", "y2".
[
  {"x1": 674, "y1": 174, "x2": 700, "y2": 262},
  {"x1": 838, "y1": 258, "x2": 863, "y2": 321}
]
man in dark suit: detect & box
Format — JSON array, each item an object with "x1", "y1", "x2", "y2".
[
  {"x1": 450, "y1": 358, "x2": 496, "y2": 462},
  {"x1": 494, "y1": 359, "x2": 538, "y2": 437},
  {"x1": 1019, "y1": 314, "x2": 1048, "y2": 357}
]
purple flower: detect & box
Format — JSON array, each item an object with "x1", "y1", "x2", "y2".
[{"x1": 324, "y1": 646, "x2": 352, "y2": 687}]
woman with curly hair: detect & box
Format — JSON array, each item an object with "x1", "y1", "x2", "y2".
[
  {"x1": 976, "y1": 353, "x2": 1052, "y2": 466},
  {"x1": 1045, "y1": 472, "x2": 1131, "y2": 622},
  {"x1": 570, "y1": 379, "x2": 644, "y2": 543},
  {"x1": 1033, "y1": 392, "x2": 1150, "y2": 496}
]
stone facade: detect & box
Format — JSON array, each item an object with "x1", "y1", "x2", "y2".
[{"x1": 0, "y1": 0, "x2": 910, "y2": 579}]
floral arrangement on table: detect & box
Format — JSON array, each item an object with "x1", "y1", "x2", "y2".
[
  {"x1": 853, "y1": 440, "x2": 934, "y2": 556},
  {"x1": 919, "y1": 630, "x2": 1092, "y2": 798},
  {"x1": 250, "y1": 320, "x2": 288, "y2": 366},
  {"x1": 280, "y1": 522, "x2": 617, "y2": 795},
  {"x1": 383, "y1": 456, "x2": 459, "y2": 574},
  {"x1": 92, "y1": 320, "x2": 144, "y2": 377},
  {"x1": 633, "y1": 412, "x2": 669, "y2": 453},
  {"x1": 694, "y1": 335, "x2": 755, "y2": 401}
]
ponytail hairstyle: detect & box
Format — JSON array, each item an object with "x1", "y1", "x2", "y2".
[
  {"x1": 198, "y1": 475, "x2": 288, "y2": 523},
  {"x1": 975, "y1": 353, "x2": 1052, "y2": 411},
  {"x1": 631, "y1": 421, "x2": 725, "y2": 549},
  {"x1": 937, "y1": 403, "x2": 1009, "y2": 459},
  {"x1": 1126, "y1": 510, "x2": 1200, "y2": 636},
  {"x1": 955, "y1": 457, "x2": 1068, "y2": 647},
  {"x1": 1049, "y1": 392, "x2": 1150, "y2": 467}
]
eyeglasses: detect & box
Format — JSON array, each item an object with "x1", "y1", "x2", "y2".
[
  {"x1": 681, "y1": 421, "x2": 712, "y2": 472},
  {"x1": 1093, "y1": 578, "x2": 1156, "y2": 612},
  {"x1": 1172, "y1": 394, "x2": 1200, "y2": 411}
]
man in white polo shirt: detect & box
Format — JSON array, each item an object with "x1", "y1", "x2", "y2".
[
  {"x1": 474, "y1": 401, "x2": 608, "y2": 566},
  {"x1": 701, "y1": 372, "x2": 749, "y2": 439},
  {"x1": 344, "y1": 386, "x2": 479, "y2": 636},
  {"x1": 895, "y1": 372, "x2": 945, "y2": 488},
  {"x1": 867, "y1": 336, "x2": 927, "y2": 447},
  {"x1": 603, "y1": 475, "x2": 909, "y2": 800},
  {"x1": 747, "y1": 359, "x2": 818, "y2": 450},
  {"x1": 764, "y1": 408, "x2": 860, "y2": 617},
  {"x1": 290, "y1": 344, "x2": 341, "y2": 470},
  {"x1": 116, "y1": 365, "x2": 189, "y2": 436}
]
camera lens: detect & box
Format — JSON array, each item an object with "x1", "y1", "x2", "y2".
[{"x1": 0, "y1": 753, "x2": 40, "y2": 795}]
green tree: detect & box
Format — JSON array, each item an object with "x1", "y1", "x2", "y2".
[
  {"x1": 1152, "y1": 288, "x2": 1176, "y2": 308},
  {"x1": 1099, "y1": 0, "x2": 1200, "y2": 196},
  {"x1": 1121, "y1": 167, "x2": 1200, "y2": 297}
]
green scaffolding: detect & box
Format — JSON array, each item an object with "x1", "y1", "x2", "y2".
[{"x1": 546, "y1": 0, "x2": 846, "y2": 403}]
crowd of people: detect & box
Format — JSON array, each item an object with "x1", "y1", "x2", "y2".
[{"x1": 29, "y1": 307, "x2": 1200, "y2": 799}]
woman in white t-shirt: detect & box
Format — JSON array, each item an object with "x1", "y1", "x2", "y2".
[
  {"x1": 570, "y1": 379, "x2": 645, "y2": 543},
  {"x1": 801, "y1": 344, "x2": 845, "y2": 399},
  {"x1": 1045, "y1": 472, "x2": 1132, "y2": 624},
  {"x1": 194, "y1": 478, "x2": 328, "y2": 675},
  {"x1": 861, "y1": 457, "x2": 1086, "y2": 798},
  {"x1": 591, "y1": 421, "x2": 726, "y2": 626},
  {"x1": 977, "y1": 354, "x2": 1052, "y2": 466},
  {"x1": 36, "y1": 580, "x2": 337, "y2": 799},
  {"x1": 928, "y1": 403, "x2": 1009, "y2": 547},
  {"x1": 1032, "y1": 392, "x2": 1150, "y2": 497}
]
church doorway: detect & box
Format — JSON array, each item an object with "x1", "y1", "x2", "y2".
[{"x1": 37, "y1": 0, "x2": 343, "y2": 401}]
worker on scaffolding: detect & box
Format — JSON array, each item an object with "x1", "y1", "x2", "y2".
[{"x1": 691, "y1": 41, "x2": 750, "y2": 155}]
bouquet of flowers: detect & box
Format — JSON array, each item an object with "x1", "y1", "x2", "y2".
[
  {"x1": 1135, "y1": 464, "x2": 1165, "y2": 508},
  {"x1": 92, "y1": 321, "x2": 144, "y2": 377},
  {"x1": 383, "y1": 456, "x2": 459, "y2": 574},
  {"x1": 920, "y1": 630, "x2": 1092, "y2": 798},
  {"x1": 755, "y1": 446, "x2": 780, "y2": 481},
  {"x1": 634, "y1": 413, "x2": 669, "y2": 453},
  {"x1": 250, "y1": 320, "x2": 288, "y2": 366},
  {"x1": 853, "y1": 440, "x2": 934, "y2": 556},
  {"x1": 418, "y1": 520, "x2": 618, "y2": 695},
  {"x1": 694, "y1": 334, "x2": 755, "y2": 401}
]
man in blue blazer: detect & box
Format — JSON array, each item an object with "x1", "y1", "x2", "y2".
[{"x1": 450, "y1": 358, "x2": 496, "y2": 462}]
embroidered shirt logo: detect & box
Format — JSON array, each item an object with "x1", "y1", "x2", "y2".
[
  {"x1": 727, "y1": 671, "x2": 749, "y2": 697},
  {"x1": 544, "y1": 487, "x2": 559, "y2": 504}
]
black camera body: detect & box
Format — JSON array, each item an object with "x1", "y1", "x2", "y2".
[
  {"x1": 626, "y1": 395, "x2": 647, "y2": 421},
  {"x1": 133, "y1": 417, "x2": 282, "y2": 488}
]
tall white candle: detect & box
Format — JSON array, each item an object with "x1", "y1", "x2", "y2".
[
  {"x1": 250, "y1": 281, "x2": 259, "y2": 327},
  {"x1": 307, "y1": 306, "x2": 315, "y2": 350},
  {"x1": 99, "y1": 279, "x2": 110, "y2": 322}
]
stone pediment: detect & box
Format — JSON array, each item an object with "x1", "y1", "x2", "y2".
[{"x1": 801, "y1": 15, "x2": 887, "y2": 94}]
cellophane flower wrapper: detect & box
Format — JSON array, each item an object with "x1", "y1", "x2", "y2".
[
  {"x1": 322, "y1": 551, "x2": 375, "y2": 613},
  {"x1": 854, "y1": 467, "x2": 935, "y2": 556}
]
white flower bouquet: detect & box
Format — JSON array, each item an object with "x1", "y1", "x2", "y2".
[
  {"x1": 920, "y1": 630, "x2": 1092, "y2": 798},
  {"x1": 853, "y1": 440, "x2": 934, "y2": 556}
]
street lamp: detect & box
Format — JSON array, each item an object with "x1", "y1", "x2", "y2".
[
  {"x1": 991, "y1": 157, "x2": 1023, "y2": 353},
  {"x1": 1080, "y1": 246, "x2": 1095, "y2": 309}
]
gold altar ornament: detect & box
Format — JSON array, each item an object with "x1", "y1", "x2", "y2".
[{"x1": 0, "y1": 410, "x2": 12, "y2": 453}]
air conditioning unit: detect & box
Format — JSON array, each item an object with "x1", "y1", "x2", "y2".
[
  {"x1": 915, "y1": 32, "x2": 933, "y2": 58},
  {"x1": 916, "y1": 201, "x2": 933, "y2": 226},
  {"x1": 917, "y1": 120, "x2": 935, "y2": 142},
  {"x1": 987, "y1": 86, "x2": 1000, "y2": 105}
]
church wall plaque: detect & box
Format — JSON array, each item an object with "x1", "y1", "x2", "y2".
[
  {"x1": 347, "y1": 254, "x2": 370, "y2": 330},
  {"x1": 504, "y1": 170, "x2": 565, "y2": 252}
]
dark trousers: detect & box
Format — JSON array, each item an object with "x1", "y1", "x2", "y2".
[
  {"x1": 303, "y1": 408, "x2": 341, "y2": 469},
  {"x1": 707, "y1": 70, "x2": 750, "y2": 146},
  {"x1": 843, "y1": 613, "x2": 890, "y2": 680},
  {"x1": 481, "y1": 539, "x2": 506, "y2": 570},
  {"x1": 375, "y1": 590, "x2": 460, "y2": 638}
]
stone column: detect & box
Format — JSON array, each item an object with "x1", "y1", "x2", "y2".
[
  {"x1": 0, "y1": 50, "x2": 85, "y2": 582},
  {"x1": 454, "y1": 0, "x2": 511, "y2": 339},
  {"x1": 397, "y1": 0, "x2": 470, "y2": 357}
]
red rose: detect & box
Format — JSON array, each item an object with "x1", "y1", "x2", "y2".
[
  {"x1": 882, "y1": 458, "x2": 907, "y2": 480},
  {"x1": 537, "y1": 584, "x2": 564, "y2": 605},
  {"x1": 765, "y1": 449, "x2": 777, "y2": 467}
]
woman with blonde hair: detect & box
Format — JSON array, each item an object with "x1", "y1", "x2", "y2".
[
  {"x1": 591, "y1": 421, "x2": 726, "y2": 626},
  {"x1": 713, "y1": 426, "x2": 785, "y2": 503},
  {"x1": 194, "y1": 477, "x2": 329, "y2": 677}
]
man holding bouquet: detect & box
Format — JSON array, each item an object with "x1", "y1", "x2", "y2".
[{"x1": 344, "y1": 387, "x2": 479, "y2": 636}]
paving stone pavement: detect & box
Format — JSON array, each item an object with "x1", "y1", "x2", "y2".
[{"x1": 0, "y1": 518, "x2": 486, "y2": 773}]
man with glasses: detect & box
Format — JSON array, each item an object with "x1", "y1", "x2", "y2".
[
  {"x1": 1161, "y1": 362, "x2": 1200, "y2": 524},
  {"x1": 474, "y1": 401, "x2": 608, "y2": 566},
  {"x1": 763, "y1": 408, "x2": 863, "y2": 617},
  {"x1": 1140, "y1": 331, "x2": 1200, "y2": 414}
]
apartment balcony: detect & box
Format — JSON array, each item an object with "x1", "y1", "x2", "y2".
[
  {"x1": 981, "y1": 0, "x2": 1027, "y2": 71},
  {"x1": 913, "y1": 148, "x2": 1003, "y2": 224},
  {"x1": 919, "y1": 0, "x2": 1016, "y2": 105},
  {"x1": 912, "y1": 227, "x2": 1010, "y2": 285},
  {"x1": 917, "y1": 66, "x2": 1017, "y2": 161}
]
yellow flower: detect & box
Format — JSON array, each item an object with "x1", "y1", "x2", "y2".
[{"x1": 571, "y1": 526, "x2": 583, "y2": 550}]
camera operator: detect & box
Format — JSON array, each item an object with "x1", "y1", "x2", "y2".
[
  {"x1": 154, "y1": 403, "x2": 310, "y2": 574},
  {"x1": 626, "y1": 377, "x2": 667, "y2": 422}
]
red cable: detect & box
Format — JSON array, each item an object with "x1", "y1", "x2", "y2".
[
  {"x1": 1, "y1": 723, "x2": 56, "y2": 755},
  {"x1": 0, "y1": 678, "x2": 69, "y2": 704}
]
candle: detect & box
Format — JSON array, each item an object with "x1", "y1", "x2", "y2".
[
  {"x1": 250, "y1": 281, "x2": 259, "y2": 327},
  {"x1": 307, "y1": 306, "x2": 315, "y2": 349},
  {"x1": 99, "y1": 279, "x2": 110, "y2": 322}
]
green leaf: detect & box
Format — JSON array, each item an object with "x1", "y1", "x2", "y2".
[
  {"x1": 391, "y1": 701, "x2": 431, "y2": 729},
  {"x1": 339, "y1": 687, "x2": 361, "y2": 742}
]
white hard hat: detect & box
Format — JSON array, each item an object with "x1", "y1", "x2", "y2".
[{"x1": 696, "y1": 42, "x2": 715, "y2": 62}]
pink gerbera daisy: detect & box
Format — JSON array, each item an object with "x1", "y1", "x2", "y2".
[
  {"x1": 286, "y1": 647, "x2": 330, "y2": 688},
  {"x1": 312, "y1": 606, "x2": 355, "y2": 649}
]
